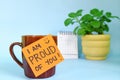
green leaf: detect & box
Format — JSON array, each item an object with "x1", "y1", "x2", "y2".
[
  {"x1": 90, "y1": 8, "x2": 99, "y2": 15},
  {"x1": 90, "y1": 21, "x2": 100, "y2": 28},
  {"x1": 80, "y1": 23, "x2": 87, "y2": 28},
  {"x1": 101, "y1": 16, "x2": 111, "y2": 22},
  {"x1": 103, "y1": 24, "x2": 109, "y2": 32},
  {"x1": 64, "y1": 18, "x2": 73, "y2": 26},
  {"x1": 77, "y1": 28, "x2": 86, "y2": 35},
  {"x1": 105, "y1": 17, "x2": 111, "y2": 22},
  {"x1": 98, "y1": 28, "x2": 104, "y2": 34},
  {"x1": 106, "y1": 12, "x2": 120, "y2": 19},
  {"x1": 68, "y1": 12, "x2": 76, "y2": 18},
  {"x1": 73, "y1": 26, "x2": 79, "y2": 34},
  {"x1": 81, "y1": 14, "x2": 93, "y2": 21},
  {"x1": 90, "y1": 8, "x2": 102, "y2": 17},
  {"x1": 110, "y1": 16, "x2": 120, "y2": 20},
  {"x1": 76, "y1": 9, "x2": 83, "y2": 16},
  {"x1": 106, "y1": 12, "x2": 112, "y2": 17},
  {"x1": 85, "y1": 26, "x2": 93, "y2": 32},
  {"x1": 94, "y1": 28, "x2": 104, "y2": 34}
]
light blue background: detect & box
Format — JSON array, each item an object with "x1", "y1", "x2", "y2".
[{"x1": 0, "y1": 0, "x2": 120, "y2": 80}]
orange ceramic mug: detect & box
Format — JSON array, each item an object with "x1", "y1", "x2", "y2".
[{"x1": 9, "y1": 35, "x2": 57, "y2": 78}]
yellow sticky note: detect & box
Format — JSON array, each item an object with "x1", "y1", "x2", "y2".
[{"x1": 22, "y1": 35, "x2": 64, "y2": 77}]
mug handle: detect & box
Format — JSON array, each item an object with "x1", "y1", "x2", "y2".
[{"x1": 9, "y1": 42, "x2": 23, "y2": 68}]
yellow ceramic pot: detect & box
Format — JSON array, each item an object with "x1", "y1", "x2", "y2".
[{"x1": 81, "y1": 34, "x2": 110, "y2": 60}]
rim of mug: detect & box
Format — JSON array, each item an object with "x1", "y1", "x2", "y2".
[{"x1": 22, "y1": 35, "x2": 57, "y2": 37}]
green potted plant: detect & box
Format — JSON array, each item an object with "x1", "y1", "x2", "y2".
[{"x1": 64, "y1": 8, "x2": 120, "y2": 60}]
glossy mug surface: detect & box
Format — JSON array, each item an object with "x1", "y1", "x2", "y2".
[{"x1": 9, "y1": 35, "x2": 57, "y2": 78}]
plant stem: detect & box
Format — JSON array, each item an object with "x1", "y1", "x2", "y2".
[{"x1": 75, "y1": 17, "x2": 81, "y2": 26}]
